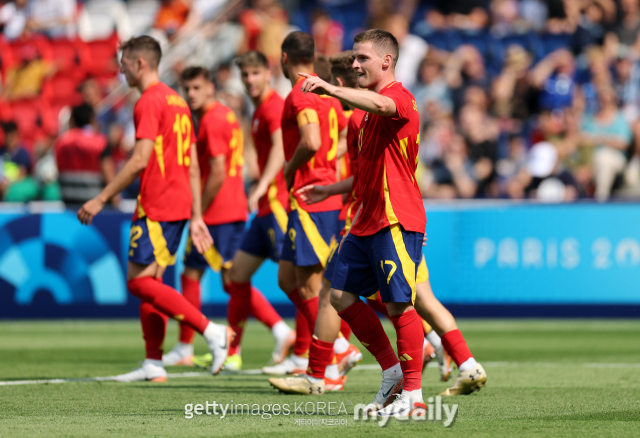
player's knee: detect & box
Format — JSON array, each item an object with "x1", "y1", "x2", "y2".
[{"x1": 277, "y1": 273, "x2": 294, "y2": 295}]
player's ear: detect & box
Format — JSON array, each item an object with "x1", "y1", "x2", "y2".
[
  {"x1": 282, "y1": 52, "x2": 288, "y2": 65},
  {"x1": 336, "y1": 77, "x2": 345, "y2": 87}
]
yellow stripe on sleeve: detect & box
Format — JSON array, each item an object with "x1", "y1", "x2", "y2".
[
  {"x1": 146, "y1": 218, "x2": 176, "y2": 267},
  {"x1": 296, "y1": 108, "x2": 319, "y2": 126},
  {"x1": 390, "y1": 224, "x2": 417, "y2": 304}
]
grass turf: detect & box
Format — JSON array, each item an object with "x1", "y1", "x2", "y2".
[{"x1": 0, "y1": 319, "x2": 639, "y2": 437}]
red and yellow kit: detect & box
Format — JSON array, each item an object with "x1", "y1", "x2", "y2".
[
  {"x1": 338, "y1": 107, "x2": 365, "y2": 235},
  {"x1": 350, "y1": 81, "x2": 426, "y2": 236},
  {"x1": 198, "y1": 102, "x2": 248, "y2": 226},
  {"x1": 251, "y1": 90, "x2": 289, "y2": 221},
  {"x1": 133, "y1": 82, "x2": 196, "y2": 222},
  {"x1": 281, "y1": 75, "x2": 346, "y2": 213}
]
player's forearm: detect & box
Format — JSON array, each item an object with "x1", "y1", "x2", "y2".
[
  {"x1": 324, "y1": 176, "x2": 354, "y2": 196},
  {"x1": 256, "y1": 142, "x2": 285, "y2": 192},
  {"x1": 326, "y1": 85, "x2": 396, "y2": 116},
  {"x1": 96, "y1": 155, "x2": 144, "y2": 204},
  {"x1": 189, "y1": 162, "x2": 204, "y2": 220},
  {"x1": 201, "y1": 174, "x2": 225, "y2": 214},
  {"x1": 284, "y1": 146, "x2": 316, "y2": 181}
]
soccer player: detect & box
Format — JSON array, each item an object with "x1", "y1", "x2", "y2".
[
  {"x1": 77, "y1": 36, "x2": 232, "y2": 381},
  {"x1": 269, "y1": 51, "x2": 364, "y2": 395},
  {"x1": 161, "y1": 65, "x2": 293, "y2": 370},
  {"x1": 268, "y1": 31, "x2": 346, "y2": 376},
  {"x1": 298, "y1": 29, "x2": 428, "y2": 416}
]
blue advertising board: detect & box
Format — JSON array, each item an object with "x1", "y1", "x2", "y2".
[{"x1": 0, "y1": 202, "x2": 639, "y2": 318}]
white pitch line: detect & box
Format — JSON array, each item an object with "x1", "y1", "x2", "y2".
[{"x1": 1, "y1": 362, "x2": 639, "y2": 386}]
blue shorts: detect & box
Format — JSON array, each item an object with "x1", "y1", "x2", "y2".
[
  {"x1": 128, "y1": 217, "x2": 187, "y2": 268},
  {"x1": 183, "y1": 221, "x2": 246, "y2": 271},
  {"x1": 323, "y1": 233, "x2": 342, "y2": 282},
  {"x1": 280, "y1": 207, "x2": 340, "y2": 267},
  {"x1": 239, "y1": 213, "x2": 286, "y2": 262},
  {"x1": 330, "y1": 224, "x2": 424, "y2": 304}
]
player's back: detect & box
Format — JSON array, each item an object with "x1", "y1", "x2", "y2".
[
  {"x1": 282, "y1": 78, "x2": 342, "y2": 213},
  {"x1": 198, "y1": 102, "x2": 248, "y2": 226},
  {"x1": 133, "y1": 82, "x2": 194, "y2": 222}
]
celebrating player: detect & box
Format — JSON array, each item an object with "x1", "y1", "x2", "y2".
[
  {"x1": 298, "y1": 29, "x2": 427, "y2": 416},
  {"x1": 268, "y1": 32, "x2": 346, "y2": 376},
  {"x1": 77, "y1": 36, "x2": 232, "y2": 381}
]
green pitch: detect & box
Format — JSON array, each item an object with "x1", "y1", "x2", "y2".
[{"x1": 0, "y1": 319, "x2": 639, "y2": 437}]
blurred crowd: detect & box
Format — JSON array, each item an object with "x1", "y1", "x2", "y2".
[{"x1": 2, "y1": 0, "x2": 640, "y2": 204}]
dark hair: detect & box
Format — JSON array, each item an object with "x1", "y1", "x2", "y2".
[
  {"x1": 330, "y1": 51, "x2": 357, "y2": 88},
  {"x1": 1, "y1": 121, "x2": 17, "y2": 135},
  {"x1": 71, "y1": 103, "x2": 95, "y2": 128},
  {"x1": 314, "y1": 54, "x2": 332, "y2": 83},
  {"x1": 181, "y1": 66, "x2": 212, "y2": 83},
  {"x1": 353, "y1": 29, "x2": 399, "y2": 68},
  {"x1": 235, "y1": 50, "x2": 269, "y2": 69},
  {"x1": 281, "y1": 31, "x2": 315, "y2": 65},
  {"x1": 120, "y1": 35, "x2": 162, "y2": 69}
]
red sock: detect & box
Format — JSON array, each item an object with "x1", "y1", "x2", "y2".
[
  {"x1": 367, "y1": 295, "x2": 390, "y2": 319},
  {"x1": 250, "y1": 286, "x2": 282, "y2": 328},
  {"x1": 441, "y1": 329, "x2": 473, "y2": 368},
  {"x1": 338, "y1": 300, "x2": 398, "y2": 371},
  {"x1": 179, "y1": 275, "x2": 201, "y2": 344},
  {"x1": 390, "y1": 309, "x2": 424, "y2": 392},
  {"x1": 340, "y1": 319, "x2": 352, "y2": 341},
  {"x1": 289, "y1": 289, "x2": 311, "y2": 357},
  {"x1": 139, "y1": 301, "x2": 168, "y2": 360},
  {"x1": 307, "y1": 337, "x2": 334, "y2": 379},
  {"x1": 299, "y1": 295, "x2": 318, "y2": 335},
  {"x1": 127, "y1": 277, "x2": 209, "y2": 334},
  {"x1": 225, "y1": 282, "x2": 252, "y2": 356}
]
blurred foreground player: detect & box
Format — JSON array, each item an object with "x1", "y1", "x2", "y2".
[
  {"x1": 298, "y1": 29, "x2": 427, "y2": 417},
  {"x1": 162, "y1": 66, "x2": 293, "y2": 370},
  {"x1": 77, "y1": 36, "x2": 232, "y2": 380}
]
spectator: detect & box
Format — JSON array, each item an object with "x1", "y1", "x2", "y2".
[
  {"x1": 311, "y1": 8, "x2": 344, "y2": 57},
  {"x1": 607, "y1": 0, "x2": 640, "y2": 50},
  {"x1": 492, "y1": 45, "x2": 534, "y2": 122},
  {"x1": 4, "y1": 36, "x2": 55, "y2": 101},
  {"x1": 28, "y1": 0, "x2": 77, "y2": 39},
  {"x1": 0, "y1": 120, "x2": 38, "y2": 201},
  {"x1": 580, "y1": 86, "x2": 632, "y2": 200},
  {"x1": 154, "y1": 0, "x2": 191, "y2": 39},
  {"x1": 383, "y1": 13, "x2": 428, "y2": 90},
  {"x1": 54, "y1": 103, "x2": 115, "y2": 205},
  {"x1": 612, "y1": 45, "x2": 640, "y2": 123},
  {"x1": 444, "y1": 45, "x2": 491, "y2": 112},
  {"x1": 459, "y1": 104, "x2": 499, "y2": 197},
  {"x1": 413, "y1": 51, "x2": 453, "y2": 125},
  {"x1": 421, "y1": 133, "x2": 478, "y2": 199},
  {"x1": 0, "y1": 0, "x2": 28, "y2": 40},
  {"x1": 529, "y1": 49, "x2": 576, "y2": 111}
]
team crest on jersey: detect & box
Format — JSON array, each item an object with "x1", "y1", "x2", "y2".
[{"x1": 364, "y1": 112, "x2": 369, "y2": 121}]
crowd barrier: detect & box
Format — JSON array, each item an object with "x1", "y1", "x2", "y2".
[{"x1": 1, "y1": 201, "x2": 638, "y2": 318}]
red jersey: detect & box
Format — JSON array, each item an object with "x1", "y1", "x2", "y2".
[
  {"x1": 251, "y1": 90, "x2": 289, "y2": 221},
  {"x1": 55, "y1": 127, "x2": 107, "y2": 173},
  {"x1": 282, "y1": 76, "x2": 344, "y2": 213},
  {"x1": 350, "y1": 82, "x2": 425, "y2": 236},
  {"x1": 133, "y1": 82, "x2": 195, "y2": 222},
  {"x1": 338, "y1": 109, "x2": 353, "y2": 181},
  {"x1": 198, "y1": 102, "x2": 248, "y2": 226},
  {"x1": 339, "y1": 108, "x2": 365, "y2": 235}
]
